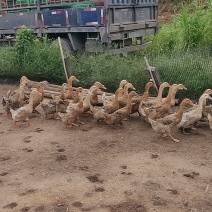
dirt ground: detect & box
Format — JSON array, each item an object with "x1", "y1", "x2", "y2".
[{"x1": 0, "y1": 83, "x2": 212, "y2": 212}]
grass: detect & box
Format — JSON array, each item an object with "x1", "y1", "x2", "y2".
[
  {"x1": 150, "y1": 0, "x2": 212, "y2": 54},
  {"x1": 148, "y1": 48, "x2": 212, "y2": 100}
]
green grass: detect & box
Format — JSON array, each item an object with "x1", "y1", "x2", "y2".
[
  {"x1": 150, "y1": 0, "x2": 212, "y2": 54},
  {"x1": 148, "y1": 48, "x2": 212, "y2": 100}
]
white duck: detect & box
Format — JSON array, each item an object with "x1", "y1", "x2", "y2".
[
  {"x1": 176, "y1": 94, "x2": 212, "y2": 134},
  {"x1": 10, "y1": 90, "x2": 36, "y2": 127}
]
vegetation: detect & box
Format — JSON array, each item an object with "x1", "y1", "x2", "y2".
[
  {"x1": 0, "y1": 0, "x2": 212, "y2": 100},
  {"x1": 150, "y1": 0, "x2": 212, "y2": 54}
]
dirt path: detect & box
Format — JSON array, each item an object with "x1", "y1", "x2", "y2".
[{"x1": 0, "y1": 84, "x2": 212, "y2": 212}]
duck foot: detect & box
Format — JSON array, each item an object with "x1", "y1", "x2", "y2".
[
  {"x1": 8, "y1": 113, "x2": 12, "y2": 120},
  {"x1": 66, "y1": 123, "x2": 79, "y2": 128},
  {"x1": 53, "y1": 113, "x2": 61, "y2": 120},
  {"x1": 14, "y1": 121, "x2": 19, "y2": 128},
  {"x1": 183, "y1": 128, "x2": 189, "y2": 135},
  {"x1": 26, "y1": 120, "x2": 34, "y2": 127},
  {"x1": 83, "y1": 111, "x2": 93, "y2": 116},
  {"x1": 191, "y1": 127, "x2": 197, "y2": 130},
  {"x1": 168, "y1": 133, "x2": 180, "y2": 142}
]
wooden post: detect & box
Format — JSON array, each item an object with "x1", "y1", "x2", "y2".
[
  {"x1": 144, "y1": 56, "x2": 160, "y2": 93},
  {"x1": 58, "y1": 37, "x2": 69, "y2": 82}
]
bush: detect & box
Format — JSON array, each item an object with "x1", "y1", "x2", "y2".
[
  {"x1": 150, "y1": 0, "x2": 212, "y2": 54},
  {"x1": 0, "y1": 29, "x2": 64, "y2": 83},
  {"x1": 70, "y1": 53, "x2": 149, "y2": 93}
]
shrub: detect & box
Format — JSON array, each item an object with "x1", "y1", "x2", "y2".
[{"x1": 150, "y1": 0, "x2": 212, "y2": 54}]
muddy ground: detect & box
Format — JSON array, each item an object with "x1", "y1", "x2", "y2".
[{"x1": 0, "y1": 83, "x2": 212, "y2": 212}]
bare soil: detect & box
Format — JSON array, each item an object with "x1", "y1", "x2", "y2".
[{"x1": 0, "y1": 84, "x2": 212, "y2": 212}]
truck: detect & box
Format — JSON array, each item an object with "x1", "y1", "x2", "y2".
[{"x1": 0, "y1": 0, "x2": 158, "y2": 55}]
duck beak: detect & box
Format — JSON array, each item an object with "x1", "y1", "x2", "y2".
[
  {"x1": 189, "y1": 101, "x2": 194, "y2": 106},
  {"x1": 75, "y1": 78, "x2": 80, "y2": 82},
  {"x1": 102, "y1": 85, "x2": 107, "y2": 90},
  {"x1": 132, "y1": 86, "x2": 136, "y2": 90},
  {"x1": 178, "y1": 84, "x2": 187, "y2": 90}
]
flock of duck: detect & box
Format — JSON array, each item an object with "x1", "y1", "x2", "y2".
[{"x1": 1, "y1": 76, "x2": 212, "y2": 142}]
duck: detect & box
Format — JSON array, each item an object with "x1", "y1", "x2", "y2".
[
  {"x1": 67, "y1": 75, "x2": 79, "y2": 86},
  {"x1": 101, "y1": 79, "x2": 128, "y2": 104},
  {"x1": 7, "y1": 83, "x2": 27, "y2": 108},
  {"x1": 186, "y1": 89, "x2": 212, "y2": 121},
  {"x1": 10, "y1": 90, "x2": 37, "y2": 127},
  {"x1": 82, "y1": 86, "x2": 98, "y2": 114},
  {"x1": 1, "y1": 96, "x2": 13, "y2": 119},
  {"x1": 41, "y1": 101, "x2": 57, "y2": 119},
  {"x1": 90, "y1": 81, "x2": 106, "y2": 106},
  {"x1": 20, "y1": 76, "x2": 30, "y2": 85},
  {"x1": 104, "y1": 88, "x2": 124, "y2": 113},
  {"x1": 154, "y1": 98, "x2": 194, "y2": 127},
  {"x1": 143, "y1": 82, "x2": 171, "y2": 107},
  {"x1": 31, "y1": 81, "x2": 46, "y2": 110},
  {"x1": 72, "y1": 87, "x2": 83, "y2": 104},
  {"x1": 51, "y1": 94, "x2": 69, "y2": 114},
  {"x1": 118, "y1": 83, "x2": 136, "y2": 108},
  {"x1": 139, "y1": 84, "x2": 178, "y2": 120},
  {"x1": 58, "y1": 89, "x2": 85, "y2": 127},
  {"x1": 90, "y1": 88, "x2": 124, "y2": 122},
  {"x1": 160, "y1": 83, "x2": 187, "y2": 107},
  {"x1": 208, "y1": 113, "x2": 212, "y2": 130},
  {"x1": 61, "y1": 76, "x2": 79, "y2": 100},
  {"x1": 131, "y1": 81, "x2": 154, "y2": 114},
  {"x1": 60, "y1": 83, "x2": 74, "y2": 100},
  {"x1": 176, "y1": 93, "x2": 212, "y2": 134},
  {"x1": 190, "y1": 89, "x2": 212, "y2": 110},
  {"x1": 104, "y1": 91, "x2": 138, "y2": 125},
  {"x1": 66, "y1": 89, "x2": 85, "y2": 113},
  {"x1": 90, "y1": 102, "x2": 105, "y2": 123}
]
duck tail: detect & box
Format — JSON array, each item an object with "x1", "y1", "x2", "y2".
[
  {"x1": 1, "y1": 96, "x2": 6, "y2": 105},
  {"x1": 6, "y1": 90, "x2": 11, "y2": 98}
]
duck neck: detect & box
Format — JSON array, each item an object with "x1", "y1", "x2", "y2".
[
  {"x1": 61, "y1": 85, "x2": 66, "y2": 100},
  {"x1": 19, "y1": 85, "x2": 25, "y2": 93},
  {"x1": 28, "y1": 96, "x2": 34, "y2": 107},
  {"x1": 124, "y1": 85, "x2": 129, "y2": 95},
  {"x1": 127, "y1": 93, "x2": 133, "y2": 109},
  {"x1": 164, "y1": 86, "x2": 173, "y2": 104},
  {"x1": 114, "y1": 89, "x2": 121, "y2": 104},
  {"x1": 197, "y1": 96, "x2": 205, "y2": 112},
  {"x1": 73, "y1": 90, "x2": 80, "y2": 103},
  {"x1": 68, "y1": 78, "x2": 74, "y2": 86},
  {"x1": 176, "y1": 101, "x2": 187, "y2": 119},
  {"x1": 142, "y1": 85, "x2": 151, "y2": 101},
  {"x1": 119, "y1": 81, "x2": 125, "y2": 88},
  {"x1": 156, "y1": 85, "x2": 165, "y2": 101},
  {"x1": 202, "y1": 99, "x2": 207, "y2": 111}
]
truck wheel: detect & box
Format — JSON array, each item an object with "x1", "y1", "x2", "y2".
[
  {"x1": 52, "y1": 38, "x2": 73, "y2": 57},
  {"x1": 60, "y1": 38, "x2": 73, "y2": 57}
]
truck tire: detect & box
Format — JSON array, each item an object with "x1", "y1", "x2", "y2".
[
  {"x1": 60, "y1": 38, "x2": 73, "y2": 57},
  {"x1": 52, "y1": 38, "x2": 73, "y2": 57}
]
